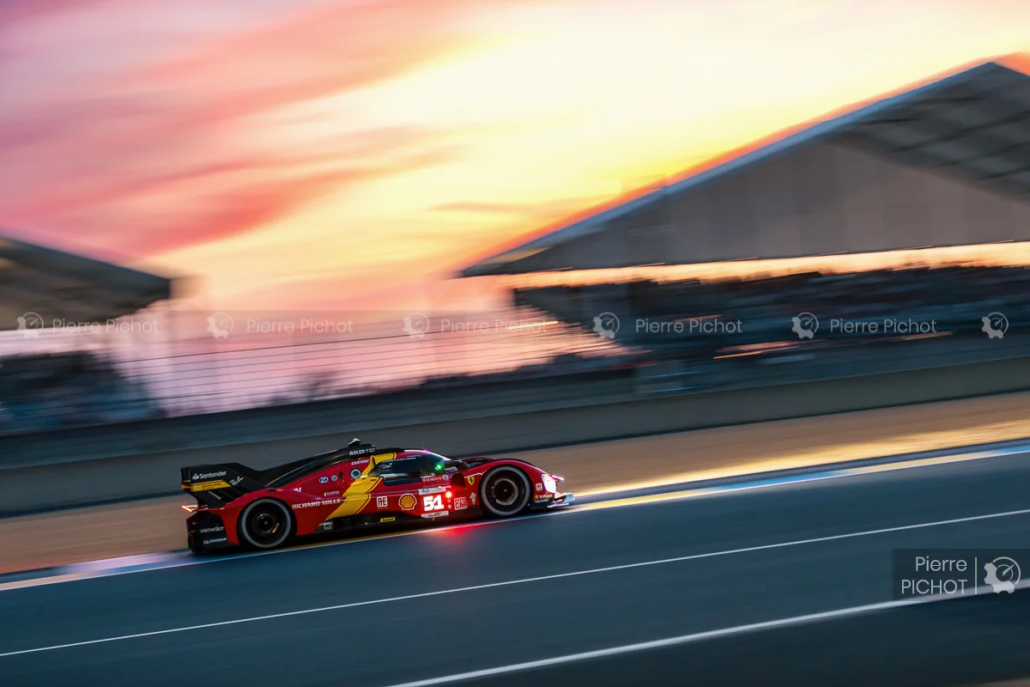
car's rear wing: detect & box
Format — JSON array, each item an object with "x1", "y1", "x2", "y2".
[
  {"x1": 180, "y1": 440, "x2": 381, "y2": 508},
  {"x1": 180, "y1": 463, "x2": 265, "y2": 508}
]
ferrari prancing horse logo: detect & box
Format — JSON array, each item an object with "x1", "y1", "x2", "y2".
[{"x1": 467, "y1": 476, "x2": 475, "y2": 486}]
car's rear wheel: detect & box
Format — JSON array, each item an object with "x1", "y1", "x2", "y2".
[
  {"x1": 480, "y1": 467, "x2": 531, "y2": 517},
  {"x1": 239, "y1": 498, "x2": 293, "y2": 549}
]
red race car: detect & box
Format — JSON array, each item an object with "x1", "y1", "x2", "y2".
[{"x1": 181, "y1": 439, "x2": 574, "y2": 553}]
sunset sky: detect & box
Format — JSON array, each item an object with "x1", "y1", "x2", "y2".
[{"x1": 2, "y1": 0, "x2": 1028, "y2": 311}]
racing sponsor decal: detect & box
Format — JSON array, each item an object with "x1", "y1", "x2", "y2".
[
  {"x1": 453, "y1": 497, "x2": 468, "y2": 510},
  {"x1": 190, "y1": 480, "x2": 231, "y2": 492},
  {"x1": 230, "y1": 476, "x2": 245, "y2": 487},
  {"x1": 535, "y1": 482, "x2": 543, "y2": 492},
  {"x1": 191, "y1": 471, "x2": 227, "y2": 481},
  {"x1": 331, "y1": 475, "x2": 339, "y2": 481},
  {"x1": 202, "y1": 537, "x2": 229, "y2": 545},
  {"x1": 422, "y1": 475, "x2": 444, "y2": 483},
  {"x1": 317, "y1": 522, "x2": 334, "y2": 532},
  {"x1": 535, "y1": 494, "x2": 552, "y2": 501},
  {"x1": 398, "y1": 494, "x2": 417, "y2": 510},
  {"x1": 323, "y1": 490, "x2": 340, "y2": 497},
  {"x1": 319, "y1": 476, "x2": 329, "y2": 484},
  {"x1": 350, "y1": 468, "x2": 363, "y2": 479},
  {"x1": 352, "y1": 458, "x2": 370, "y2": 466},
  {"x1": 469, "y1": 492, "x2": 477, "y2": 505},
  {"x1": 199, "y1": 526, "x2": 225, "y2": 534},
  {"x1": 419, "y1": 486, "x2": 447, "y2": 495},
  {"x1": 379, "y1": 516, "x2": 396, "y2": 523},
  {"x1": 421, "y1": 511, "x2": 449, "y2": 519},
  {"x1": 423, "y1": 494, "x2": 445, "y2": 511},
  {"x1": 291, "y1": 498, "x2": 342, "y2": 510},
  {"x1": 348, "y1": 446, "x2": 376, "y2": 457},
  {"x1": 376, "y1": 495, "x2": 388, "y2": 508}
]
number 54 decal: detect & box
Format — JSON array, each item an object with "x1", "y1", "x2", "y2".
[{"x1": 423, "y1": 494, "x2": 444, "y2": 511}]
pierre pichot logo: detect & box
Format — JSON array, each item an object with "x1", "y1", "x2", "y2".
[
  {"x1": 16, "y1": 312, "x2": 44, "y2": 339},
  {"x1": 592, "y1": 312, "x2": 619, "y2": 340},
  {"x1": 791, "y1": 312, "x2": 819, "y2": 340},
  {"x1": 403, "y1": 313, "x2": 430, "y2": 340},
  {"x1": 981, "y1": 312, "x2": 1008, "y2": 340},
  {"x1": 984, "y1": 556, "x2": 1021, "y2": 593},
  {"x1": 206, "y1": 312, "x2": 234, "y2": 339}
]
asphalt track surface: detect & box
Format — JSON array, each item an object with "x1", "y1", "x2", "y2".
[{"x1": 2, "y1": 449, "x2": 1029, "y2": 686}]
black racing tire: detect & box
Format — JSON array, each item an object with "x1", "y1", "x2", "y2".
[
  {"x1": 479, "y1": 467, "x2": 532, "y2": 517},
  {"x1": 239, "y1": 498, "x2": 293, "y2": 550}
]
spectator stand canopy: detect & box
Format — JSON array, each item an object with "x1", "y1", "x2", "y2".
[
  {"x1": 461, "y1": 60, "x2": 1030, "y2": 277},
  {"x1": 0, "y1": 233, "x2": 173, "y2": 331}
]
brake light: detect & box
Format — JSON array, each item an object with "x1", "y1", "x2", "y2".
[{"x1": 445, "y1": 491, "x2": 452, "y2": 499}]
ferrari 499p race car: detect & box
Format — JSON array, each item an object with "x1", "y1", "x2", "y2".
[{"x1": 181, "y1": 439, "x2": 574, "y2": 553}]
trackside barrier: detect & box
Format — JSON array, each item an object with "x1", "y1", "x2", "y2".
[{"x1": 0, "y1": 356, "x2": 1027, "y2": 515}]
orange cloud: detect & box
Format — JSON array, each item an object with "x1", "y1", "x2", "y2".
[
  {"x1": 434, "y1": 195, "x2": 607, "y2": 218},
  {"x1": 999, "y1": 52, "x2": 1030, "y2": 74}
]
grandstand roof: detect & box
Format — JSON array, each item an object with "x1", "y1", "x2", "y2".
[
  {"x1": 0, "y1": 233, "x2": 173, "y2": 330},
  {"x1": 461, "y1": 60, "x2": 1030, "y2": 277}
]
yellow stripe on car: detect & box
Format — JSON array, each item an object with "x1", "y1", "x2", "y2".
[
  {"x1": 325, "y1": 453, "x2": 392, "y2": 519},
  {"x1": 190, "y1": 480, "x2": 231, "y2": 492}
]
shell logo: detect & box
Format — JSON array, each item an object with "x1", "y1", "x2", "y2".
[{"x1": 398, "y1": 494, "x2": 417, "y2": 510}]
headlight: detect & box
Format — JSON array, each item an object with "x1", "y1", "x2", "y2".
[{"x1": 542, "y1": 473, "x2": 558, "y2": 494}]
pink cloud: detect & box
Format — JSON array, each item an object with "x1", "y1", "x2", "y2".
[
  {"x1": 138, "y1": 0, "x2": 480, "y2": 113},
  {"x1": 0, "y1": 0, "x2": 482, "y2": 258},
  {"x1": 0, "y1": 0, "x2": 107, "y2": 31},
  {"x1": 13, "y1": 130, "x2": 463, "y2": 256}
]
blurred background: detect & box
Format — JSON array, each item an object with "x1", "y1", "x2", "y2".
[{"x1": 0, "y1": 0, "x2": 1027, "y2": 504}]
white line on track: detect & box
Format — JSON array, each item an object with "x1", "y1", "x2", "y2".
[
  {"x1": 380, "y1": 579, "x2": 1030, "y2": 687},
  {"x1": 2, "y1": 506, "x2": 1029, "y2": 659}
]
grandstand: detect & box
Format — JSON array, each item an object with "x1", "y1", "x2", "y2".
[
  {"x1": 461, "y1": 61, "x2": 1030, "y2": 277},
  {"x1": 0, "y1": 233, "x2": 173, "y2": 330},
  {"x1": 0, "y1": 233, "x2": 174, "y2": 432}
]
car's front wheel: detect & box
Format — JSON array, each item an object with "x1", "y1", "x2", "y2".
[
  {"x1": 480, "y1": 467, "x2": 531, "y2": 517},
  {"x1": 239, "y1": 498, "x2": 293, "y2": 550}
]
